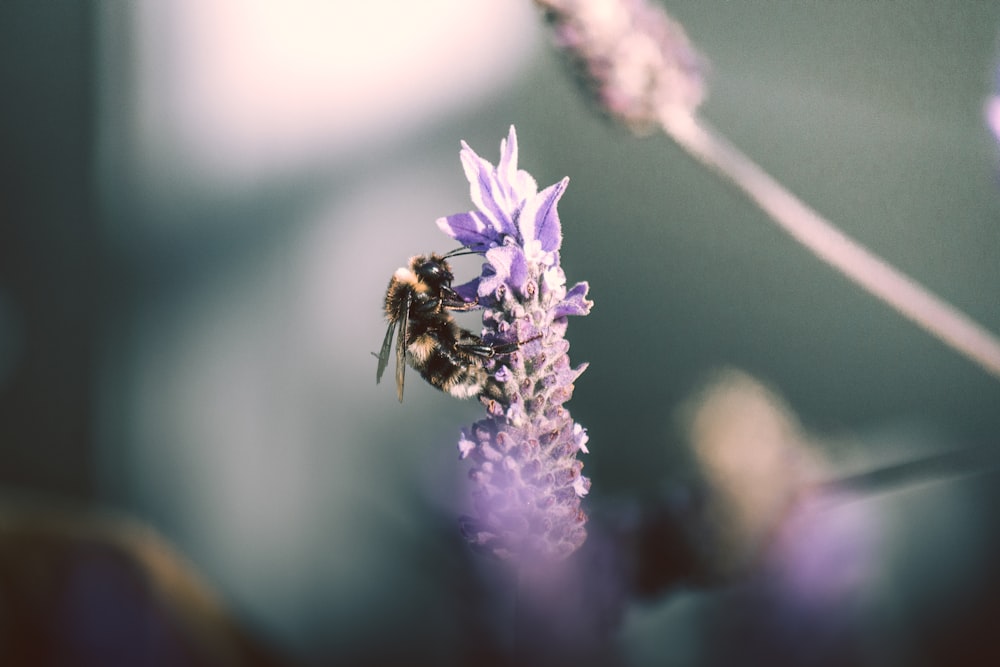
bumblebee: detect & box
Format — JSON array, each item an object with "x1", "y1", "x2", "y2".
[{"x1": 376, "y1": 252, "x2": 521, "y2": 402}]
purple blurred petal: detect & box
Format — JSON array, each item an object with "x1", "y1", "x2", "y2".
[
  {"x1": 458, "y1": 432, "x2": 476, "y2": 459},
  {"x1": 772, "y1": 492, "x2": 881, "y2": 604}
]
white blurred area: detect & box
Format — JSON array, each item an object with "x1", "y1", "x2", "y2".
[
  {"x1": 96, "y1": 0, "x2": 541, "y2": 657},
  {"x1": 988, "y1": 96, "x2": 1000, "y2": 145},
  {"x1": 128, "y1": 0, "x2": 540, "y2": 184}
]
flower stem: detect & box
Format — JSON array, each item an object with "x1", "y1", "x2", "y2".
[
  {"x1": 808, "y1": 442, "x2": 1000, "y2": 501},
  {"x1": 660, "y1": 109, "x2": 1000, "y2": 381}
]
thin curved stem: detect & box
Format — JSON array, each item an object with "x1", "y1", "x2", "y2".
[{"x1": 660, "y1": 109, "x2": 1000, "y2": 381}]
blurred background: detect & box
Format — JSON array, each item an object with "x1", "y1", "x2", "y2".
[{"x1": 2, "y1": 1, "x2": 999, "y2": 665}]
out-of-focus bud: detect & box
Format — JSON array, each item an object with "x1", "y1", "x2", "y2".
[
  {"x1": 535, "y1": 0, "x2": 707, "y2": 133},
  {"x1": 679, "y1": 369, "x2": 822, "y2": 578}
]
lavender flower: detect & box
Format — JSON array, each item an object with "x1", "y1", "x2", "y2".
[
  {"x1": 535, "y1": 0, "x2": 706, "y2": 133},
  {"x1": 436, "y1": 126, "x2": 593, "y2": 563}
]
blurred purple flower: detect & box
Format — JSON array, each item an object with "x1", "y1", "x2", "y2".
[
  {"x1": 437, "y1": 126, "x2": 593, "y2": 563},
  {"x1": 769, "y1": 492, "x2": 881, "y2": 606},
  {"x1": 535, "y1": 0, "x2": 707, "y2": 133}
]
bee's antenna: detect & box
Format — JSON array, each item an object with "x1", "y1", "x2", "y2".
[{"x1": 442, "y1": 247, "x2": 484, "y2": 259}]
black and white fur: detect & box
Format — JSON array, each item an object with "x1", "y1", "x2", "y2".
[{"x1": 376, "y1": 252, "x2": 518, "y2": 402}]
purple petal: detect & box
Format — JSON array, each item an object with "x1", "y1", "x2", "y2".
[
  {"x1": 511, "y1": 169, "x2": 539, "y2": 206},
  {"x1": 508, "y1": 256, "x2": 530, "y2": 294},
  {"x1": 436, "y1": 211, "x2": 498, "y2": 250},
  {"x1": 458, "y1": 431, "x2": 476, "y2": 459},
  {"x1": 460, "y1": 144, "x2": 517, "y2": 238},
  {"x1": 477, "y1": 266, "x2": 503, "y2": 299},
  {"x1": 519, "y1": 177, "x2": 567, "y2": 251},
  {"x1": 452, "y1": 277, "x2": 480, "y2": 303},
  {"x1": 573, "y1": 423, "x2": 589, "y2": 454},
  {"x1": 483, "y1": 244, "x2": 529, "y2": 294},
  {"x1": 496, "y1": 127, "x2": 538, "y2": 211},
  {"x1": 498, "y1": 126, "x2": 519, "y2": 192},
  {"x1": 553, "y1": 281, "x2": 592, "y2": 317}
]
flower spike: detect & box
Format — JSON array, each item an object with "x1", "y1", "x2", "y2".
[{"x1": 437, "y1": 127, "x2": 593, "y2": 563}]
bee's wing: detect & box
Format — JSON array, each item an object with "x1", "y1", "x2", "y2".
[
  {"x1": 376, "y1": 317, "x2": 397, "y2": 386},
  {"x1": 395, "y1": 291, "x2": 410, "y2": 402}
]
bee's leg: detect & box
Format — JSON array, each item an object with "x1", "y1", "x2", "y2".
[
  {"x1": 456, "y1": 334, "x2": 542, "y2": 359},
  {"x1": 440, "y1": 294, "x2": 480, "y2": 312},
  {"x1": 455, "y1": 342, "x2": 501, "y2": 358},
  {"x1": 441, "y1": 299, "x2": 482, "y2": 313},
  {"x1": 437, "y1": 283, "x2": 481, "y2": 310},
  {"x1": 485, "y1": 333, "x2": 543, "y2": 355},
  {"x1": 452, "y1": 330, "x2": 501, "y2": 359}
]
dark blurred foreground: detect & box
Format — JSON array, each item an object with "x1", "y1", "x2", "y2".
[{"x1": 0, "y1": 496, "x2": 289, "y2": 667}]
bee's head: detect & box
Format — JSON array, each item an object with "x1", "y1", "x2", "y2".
[{"x1": 410, "y1": 254, "x2": 454, "y2": 287}]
